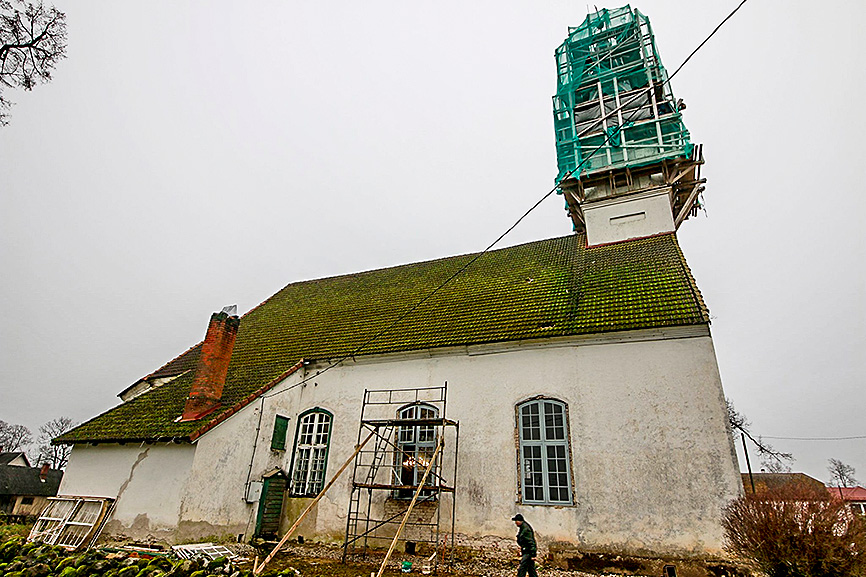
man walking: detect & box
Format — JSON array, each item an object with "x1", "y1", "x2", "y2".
[{"x1": 512, "y1": 514, "x2": 538, "y2": 577}]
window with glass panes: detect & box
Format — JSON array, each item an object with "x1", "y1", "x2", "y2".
[
  {"x1": 395, "y1": 403, "x2": 438, "y2": 499},
  {"x1": 290, "y1": 409, "x2": 332, "y2": 496},
  {"x1": 517, "y1": 399, "x2": 572, "y2": 504}
]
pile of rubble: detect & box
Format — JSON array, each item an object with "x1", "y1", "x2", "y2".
[{"x1": 0, "y1": 536, "x2": 260, "y2": 577}]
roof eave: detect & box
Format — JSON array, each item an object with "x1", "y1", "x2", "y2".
[
  {"x1": 53, "y1": 435, "x2": 192, "y2": 446},
  {"x1": 55, "y1": 359, "x2": 307, "y2": 446},
  {"x1": 189, "y1": 359, "x2": 305, "y2": 442}
]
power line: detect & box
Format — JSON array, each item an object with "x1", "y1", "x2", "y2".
[
  {"x1": 667, "y1": 0, "x2": 749, "y2": 83},
  {"x1": 263, "y1": 173, "x2": 569, "y2": 399},
  {"x1": 761, "y1": 435, "x2": 866, "y2": 442},
  {"x1": 262, "y1": 0, "x2": 749, "y2": 400},
  {"x1": 575, "y1": 0, "x2": 750, "y2": 149}
]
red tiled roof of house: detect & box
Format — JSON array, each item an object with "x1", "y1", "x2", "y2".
[
  {"x1": 831, "y1": 486, "x2": 866, "y2": 501},
  {"x1": 741, "y1": 472, "x2": 827, "y2": 494}
]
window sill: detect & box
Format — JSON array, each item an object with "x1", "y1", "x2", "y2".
[{"x1": 517, "y1": 501, "x2": 577, "y2": 508}]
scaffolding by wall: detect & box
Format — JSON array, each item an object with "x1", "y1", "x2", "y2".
[
  {"x1": 342, "y1": 385, "x2": 459, "y2": 569},
  {"x1": 553, "y1": 5, "x2": 692, "y2": 182}
]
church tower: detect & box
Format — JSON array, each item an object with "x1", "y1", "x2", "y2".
[{"x1": 553, "y1": 5, "x2": 705, "y2": 246}]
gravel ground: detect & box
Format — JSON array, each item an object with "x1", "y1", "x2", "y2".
[
  {"x1": 249, "y1": 541, "x2": 635, "y2": 577},
  {"x1": 95, "y1": 537, "x2": 650, "y2": 576}
]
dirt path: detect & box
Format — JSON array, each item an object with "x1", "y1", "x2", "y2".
[{"x1": 254, "y1": 542, "x2": 617, "y2": 577}]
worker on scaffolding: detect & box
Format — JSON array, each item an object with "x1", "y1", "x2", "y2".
[{"x1": 512, "y1": 514, "x2": 538, "y2": 577}]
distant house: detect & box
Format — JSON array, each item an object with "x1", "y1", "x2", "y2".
[
  {"x1": 831, "y1": 486, "x2": 866, "y2": 516},
  {"x1": 740, "y1": 474, "x2": 866, "y2": 517},
  {"x1": 0, "y1": 452, "x2": 30, "y2": 468},
  {"x1": 740, "y1": 472, "x2": 827, "y2": 496},
  {"x1": 0, "y1": 453, "x2": 63, "y2": 518}
]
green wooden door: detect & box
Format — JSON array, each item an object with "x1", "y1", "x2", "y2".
[{"x1": 255, "y1": 476, "x2": 287, "y2": 537}]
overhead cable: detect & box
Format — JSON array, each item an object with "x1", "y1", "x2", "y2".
[
  {"x1": 262, "y1": 0, "x2": 751, "y2": 399},
  {"x1": 761, "y1": 435, "x2": 866, "y2": 442}
]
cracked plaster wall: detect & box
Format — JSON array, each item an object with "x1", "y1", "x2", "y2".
[{"x1": 60, "y1": 443, "x2": 195, "y2": 540}]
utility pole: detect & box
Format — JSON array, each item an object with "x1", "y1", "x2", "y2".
[{"x1": 741, "y1": 432, "x2": 755, "y2": 493}]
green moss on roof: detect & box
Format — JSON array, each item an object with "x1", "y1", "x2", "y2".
[{"x1": 58, "y1": 233, "x2": 709, "y2": 444}]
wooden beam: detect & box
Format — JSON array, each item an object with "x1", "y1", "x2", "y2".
[
  {"x1": 375, "y1": 437, "x2": 445, "y2": 577},
  {"x1": 669, "y1": 163, "x2": 696, "y2": 186},
  {"x1": 563, "y1": 189, "x2": 586, "y2": 225},
  {"x1": 674, "y1": 183, "x2": 703, "y2": 229},
  {"x1": 696, "y1": 144, "x2": 703, "y2": 182},
  {"x1": 254, "y1": 430, "x2": 376, "y2": 575},
  {"x1": 352, "y1": 482, "x2": 454, "y2": 492}
]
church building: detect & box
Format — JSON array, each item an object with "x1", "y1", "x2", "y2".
[{"x1": 55, "y1": 5, "x2": 741, "y2": 560}]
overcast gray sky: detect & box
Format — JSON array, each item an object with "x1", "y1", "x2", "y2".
[{"x1": 1, "y1": 1, "x2": 864, "y2": 484}]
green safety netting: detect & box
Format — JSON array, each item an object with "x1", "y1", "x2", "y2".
[{"x1": 553, "y1": 5, "x2": 692, "y2": 183}]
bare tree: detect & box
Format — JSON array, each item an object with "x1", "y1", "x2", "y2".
[
  {"x1": 0, "y1": 419, "x2": 32, "y2": 452},
  {"x1": 726, "y1": 399, "x2": 749, "y2": 432},
  {"x1": 760, "y1": 453, "x2": 792, "y2": 474},
  {"x1": 827, "y1": 458, "x2": 858, "y2": 488},
  {"x1": 726, "y1": 399, "x2": 793, "y2": 469},
  {"x1": 0, "y1": 0, "x2": 67, "y2": 125},
  {"x1": 35, "y1": 416, "x2": 74, "y2": 469}
]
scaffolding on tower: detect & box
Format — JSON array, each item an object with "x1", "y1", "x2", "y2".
[
  {"x1": 553, "y1": 5, "x2": 706, "y2": 232},
  {"x1": 341, "y1": 385, "x2": 459, "y2": 570}
]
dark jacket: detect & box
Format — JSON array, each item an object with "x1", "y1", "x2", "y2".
[{"x1": 516, "y1": 521, "x2": 537, "y2": 556}]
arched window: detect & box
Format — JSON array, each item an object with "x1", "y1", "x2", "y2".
[
  {"x1": 395, "y1": 403, "x2": 438, "y2": 499},
  {"x1": 517, "y1": 398, "x2": 572, "y2": 504},
  {"x1": 290, "y1": 408, "x2": 332, "y2": 496}
]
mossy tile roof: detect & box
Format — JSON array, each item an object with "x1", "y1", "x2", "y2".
[{"x1": 58, "y1": 232, "x2": 709, "y2": 444}]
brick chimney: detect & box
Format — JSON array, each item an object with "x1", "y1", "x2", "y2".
[
  {"x1": 180, "y1": 310, "x2": 240, "y2": 422},
  {"x1": 39, "y1": 464, "x2": 49, "y2": 482}
]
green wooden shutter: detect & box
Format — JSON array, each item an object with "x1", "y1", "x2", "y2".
[
  {"x1": 255, "y1": 476, "x2": 287, "y2": 536},
  {"x1": 271, "y1": 415, "x2": 289, "y2": 450}
]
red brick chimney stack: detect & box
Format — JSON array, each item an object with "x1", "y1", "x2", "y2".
[
  {"x1": 39, "y1": 464, "x2": 49, "y2": 482},
  {"x1": 180, "y1": 310, "x2": 241, "y2": 422}
]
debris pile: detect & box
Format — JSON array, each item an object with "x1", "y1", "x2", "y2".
[
  {"x1": 172, "y1": 543, "x2": 237, "y2": 562},
  {"x1": 0, "y1": 536, "x2": 260, "y2": 577}
]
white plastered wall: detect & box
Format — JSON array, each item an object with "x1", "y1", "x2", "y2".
[
  {"x1": 583, "y1": 188, "x2": 675, "y2": 246},
  {"x1": 61, "y1": 328, "x2": 741, "y2": 555},
  {"x1": 60, "y1": 443, "x2": 195, "y2": 538},
  {"x1": 177, "y1": 328, "x2": 740, "y2": 556}
]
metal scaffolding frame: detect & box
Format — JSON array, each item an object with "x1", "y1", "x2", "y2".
[
  {"x1": 341, "y1": 384, "x2": 459, "y2": 570},
  {"x1": 553, "y1": 5, "x2": 693, "y2": 182},
  {"x1": 552, "y1": 5, "x2": 706, "y2": 233}
]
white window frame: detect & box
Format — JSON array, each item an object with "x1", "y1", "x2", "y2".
[
  {"x1": 290, "y1": 409, "x2": 332, "y2": 496},
  {"x1": 28, "y1": 496, "x2": 114, "y2": 550},
  {"x1": 517, "y1": 398, "x2": 573, "y2": 505}
]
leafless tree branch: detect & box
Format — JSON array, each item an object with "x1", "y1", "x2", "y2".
[
  {"x1": 726, "y1": 399, "x2": 793, "y2": 468},
  {"x1": 0, "y1": 0, "x2": 67, "y2": 125},
  {"x1": 0, "y1": 419, "x2": 33, "y2": 452},
  {"x1": 35, "y1": 416, "x2": 75, "y2": 469},
  {"x1": 828, "y1": 458, "x2": 858, "y2": 488}
]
